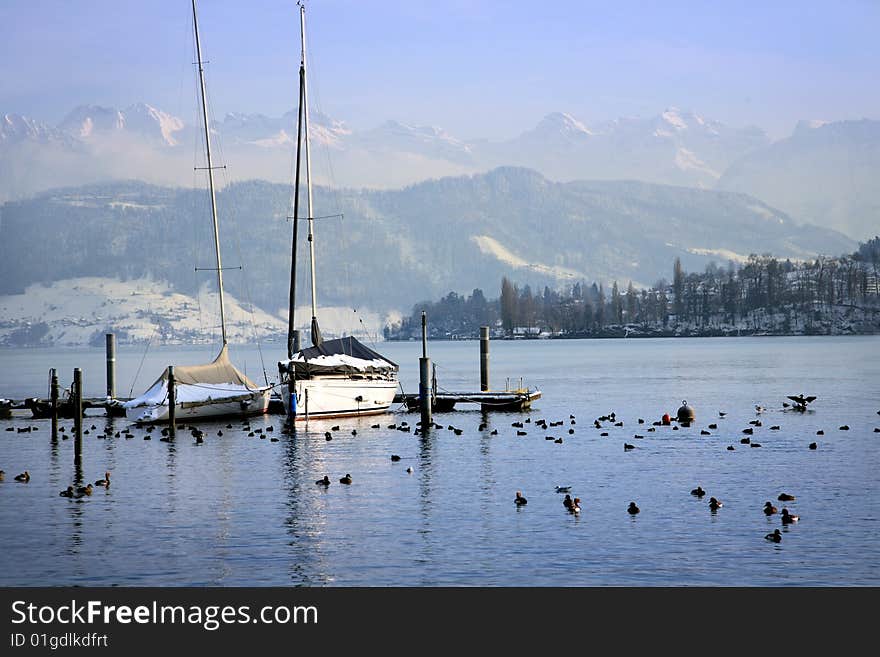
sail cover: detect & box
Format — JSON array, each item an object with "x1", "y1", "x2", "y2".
[
  {"x1": 124, "y1": 345, "x2": 265, "y2": 408},
  {"x1": 280, "y1": 336, "x2": 398, "y2": 377}
]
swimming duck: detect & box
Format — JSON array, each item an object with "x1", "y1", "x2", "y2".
[
  {"x1": 555, "y1": 486, "x2": 571, "y2": 493},
  {"x1": 339, "y1": 474, "x2": 352, "y2": 485},
  {"x1": 76, "y1": 483, "x2": 93, "y2": 496},
  {"x1": 816, "y1": 430, "x2": 824, "y2": 435},
  {"x1": 316, "y1": 475, "x2": 330, "y2": 486},
  {"x1": 624, "y1": 443, "x2": 635, "y2": 451},
  {"x1": 764, "y1": 502, "x2": 778, "y2": 515},
  {"x1": 691, "y1": 486, "x2": 706, "y2": 497},
  {"x1": 765, "y1": 529, "x2": 782, "y2": 543},
  {"x1": 514, "y1": 491, "x2": 528, "y2": 506},
  {"x1": 563, "y1": 494, "x2": 573, "y2": 510},
  {"x1": 781, "y1": 508, "x2": 799, "y2": 524},
  {"x1": 708, "y1": 423, "x2": 718, "y2": 429},
  {"x1": 570, "y1": 498, "x2": 581, "y2": 514},
  {"x1": 14, "y1": 471, "x2": 29, "y2": 483},
  {"x1": 809, "y1": 442, "x2": 817, "y2": 450},
  {"x1": 708, "y1": 497, "x2": 723, "y2": 511},
  {"x1": 59, "y1": 486, "x2": 74, "y2": 497},
  {"x1": 627, "y1": 502, "x2": 640, "y2": 515},
  {"x1": 391, "y1": 454, "x2": 401, "y2": 462},
  {"x1": 727, "y1": 445, "x2": 735, "y2": 450},
  {"x1": 94, "y1": 472, "x2": 110, "y2": 487},
  {"x1": 778, "y1": 493, "x2": 796, "y2": 502},
  {"x1": 406, "y1": 467, "x2": 413, "y2": 474}
]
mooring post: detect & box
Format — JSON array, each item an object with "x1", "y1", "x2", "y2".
[
  {"x1": 167, "y1": 366, "x2": 176, "y2": 437},
  {"x1": 73, "y1": 367, "x2": 83, "y2": 454},
  {"x1": 419, "y1": 311, "x2": 432, "y2": 430},
  {"x1": 105, "y1": 333, "x2": 116, "y2": 399},
  {"x1": 480, "y1": 326, "x2": 490, "y2": 392},
  {"x1": 50, "y1": 368, "x2": 59, "y2": 439}
]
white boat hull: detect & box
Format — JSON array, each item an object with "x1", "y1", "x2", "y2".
[
  {"x1": 281, "y1": 377, "x2": 398, "y2": 420},
  {"x1": 125, "y1": 389, "x2": 272, "y2": 424}
]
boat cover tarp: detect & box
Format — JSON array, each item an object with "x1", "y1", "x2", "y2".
[
  {"x1": 124, "y1": 345, "x2": 265, "y2": 408},
  {"x1": 279, "y1": 336, "x2": 398, "y2": 377}
]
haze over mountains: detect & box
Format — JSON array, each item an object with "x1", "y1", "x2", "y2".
[{"x1": 3, "y1": 103, "x2": 877, "y2": 239}]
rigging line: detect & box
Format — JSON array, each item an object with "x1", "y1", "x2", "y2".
[
  {"x1": 129, "y1": 325, "x2": 158, "y2": 399},
  {"x1": 204, "y1": 80, "x2": 270, "y2": 385}
]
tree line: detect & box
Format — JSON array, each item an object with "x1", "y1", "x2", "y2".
[{"x1": 385, "y1": 237, "x2": 880, "y2": 339}]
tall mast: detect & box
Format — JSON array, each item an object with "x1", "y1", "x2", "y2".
[
  {"x1": 299, "y1": 2, "x2": 322, "y2": 346},
  {"x1": 287, "y1": 61, "x2": 305, "y2": 359},
  {"x1": 193, "y1": 0, "x2": 227, "y2": 347}
]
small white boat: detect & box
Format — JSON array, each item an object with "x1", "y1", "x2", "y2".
[
  {"x1": 124, "y1": 0, "x2": 271, "y2": 424},
  {"x1": 278, "y1": 4, "x2": 399, "y2": 421}
]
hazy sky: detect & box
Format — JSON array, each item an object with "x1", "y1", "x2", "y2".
[{"x1": 1, "y1": 0, "x2": 878, "y2": 140}]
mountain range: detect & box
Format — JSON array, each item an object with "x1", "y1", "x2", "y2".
[
  {"x1": 3, "y1": 104, "x2": 877, "y2": 239},
  {"x1": 0, "y1": 169, "x2": 855, "y2": 345}
]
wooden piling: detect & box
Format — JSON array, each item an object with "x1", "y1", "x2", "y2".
[
  {"x1": 105, "y1": 333, "x2": 116, "y2": 399},
  {"x1": 167, "y1": 366, "x2": 176, "y2": 437},
  {"x1": 50, "y1": 368, "x2": 59, "y2": 439},
  {"x1": 480, "y1": 326, "x2": 490, "y2": 392},
  {"x1": 73, "y1": 367, "x2": 83, "y2": 458},
  {"x1": 419, "y1": 311, "x2": 432, "y2": 430}
]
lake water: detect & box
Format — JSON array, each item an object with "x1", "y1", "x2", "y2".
[{"x1": 1, "y1": 336, "x2": 878, "y2": 586}]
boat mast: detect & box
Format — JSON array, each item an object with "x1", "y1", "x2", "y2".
[
  {"x1": 192, "y1": 0, "x2": 228, "y2": 347},
  {"x1": 299, "y1": 2, "x2": 322, "y2": 346},
  {"x1": 287, "y1": 60, "x2": 305, "y2": 359}
]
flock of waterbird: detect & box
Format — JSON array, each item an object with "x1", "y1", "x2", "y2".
[{"x1": 2, "y1": 395, "x2": 878, "y2": 546}]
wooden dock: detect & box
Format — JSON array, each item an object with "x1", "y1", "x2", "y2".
[{"x1": 394, "y1": 389, "x2": 541, "y2": 413}]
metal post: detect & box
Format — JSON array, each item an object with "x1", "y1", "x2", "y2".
[
  {"x1": 105, "y1": 333, "x2": 116, "y2": 399},
  {"x1": 419, "y1": 311, "x2": 431, "y2": 430},
  {"x1": 480, "y1": 326, "x2": 490, "y2": 392},
  {"x1": 50, "y1": 368, "x2": 59, "y2": 439},
  {"x1": 167, "y1": 366, "x2": 176, "y2": 437},
  {"x1": 73, "y1": 367, "x2": 83, "y2": 454}
]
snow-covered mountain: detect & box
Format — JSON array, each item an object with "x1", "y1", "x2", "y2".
[
  {"x1": 718, "y1": 118, "x2": 880, "y2": 240},
  {"x1": 59, "y1": 103, "x2": 186, "y2": 146},
  {"x1": 2, "y1": 102, "x2": 875, "y2": 238}
]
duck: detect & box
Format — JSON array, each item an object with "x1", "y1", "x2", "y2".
[
  {"x1": 763, "y1": 502, "x2": 778, "y2": 515},
  {"x1": 555, "y1": 486, "x2": 571, "y2": 493},
  {"x1": 391, "y1": 454, "x2": 401, "y2": 462},
  {"x1": 700, "y1": 430, "x2": 711, "y2": 436},
  {"x1": 75, "y1": 483, "x2": 93, "y2": 497},
  {"x1": 94, "y1": 471, "x2": 110, "y2": 487},
  {"x1": 316, "y1": 475, "x2": 330, "y2": 486},
  {"x1": 563, "y1": 494, "x2": 573, "y2": 510},
  {"x1": 809, "y1": 442, "x2": 818, "y2": 450},
  {"x1": 727, "y1": 445, "x2": 735, "y2": 450},
  {"x1": 624, "y1": 443, "x2": 635, "y2": 451},
  {"x1": 718, "y1": 411, "x2": 727, "y2": 417},
  {"x1": 406, "y1": 466, "x2": 413, "y2": 474},
  {"x1": 0, "y1": 470, "x2": 4, "y2": 481},
  {"x1": 339, "y1": 474, "x2": 352, "y2": 485},
  {"x1": 59, "y1": 486, "x2": 74, "y2": 497},
  {"x1": 778, "y1": 492, "x2": 796, "y2": 502},
  {"x1": 781, "y1": 508, "x2": 799, "y2": 524},
  {"x1": 14, "y1": 471, "x2": 30, "y2": 483},
  {"x1": 816, "y1": 430, "x2": 824, "y2": 435},
  {"x1": 570, "y1": 497, "x2": 581, "y2": 514},
  {"x1": 765, "y1": 529, "x2": 782, "y2": 543},
  {"x1": 627, "y1": 502, "x2": 640, "y2": 515},
  {"x1": 514, "y1": 491, "x2": 528, "y2": 506},
  {"x1": 708, "y1": 497, "x2": 723, "y2": 511},
  {"x1": 691, "y1": 486, "x2": 706, "y2": 497}
]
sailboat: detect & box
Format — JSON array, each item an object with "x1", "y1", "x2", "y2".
[
  {"x1": 277, "y1": 3, "x2": 399, "y2": 421},
  {"x1": 124, "y1": 0, "x2": 272, "y2": 424}
]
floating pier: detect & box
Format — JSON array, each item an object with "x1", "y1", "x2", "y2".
[
  {"x1": 395, "y1": 389, "x2": 541, "y2": 413},
  {"x1": 395, "y1": 323, "x2": 542, "y2": 413}
]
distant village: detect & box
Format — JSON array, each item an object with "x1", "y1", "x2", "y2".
[{"x1": 386, "y1": 238, "x2": 880, "y2": 340}]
